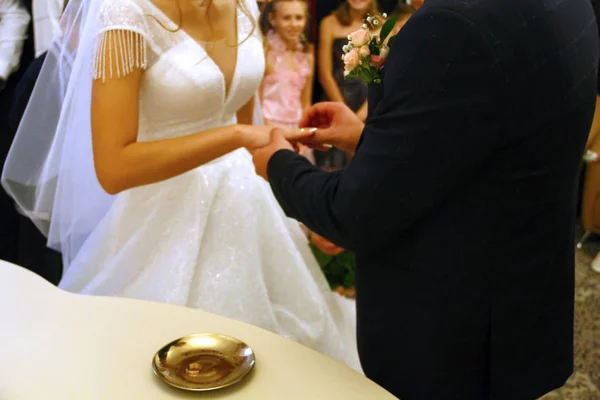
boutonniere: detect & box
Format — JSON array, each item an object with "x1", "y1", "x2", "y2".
[{"x1": 342, "y1": 13, "x2": 399, "y2": 84}]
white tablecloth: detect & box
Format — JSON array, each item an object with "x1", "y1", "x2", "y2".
[{"x1": 0, "y1": 261, "x2": 396, "y2": 399}]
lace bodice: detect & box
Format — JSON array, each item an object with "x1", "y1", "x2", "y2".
[{"x1": 92, "y1": 0, "x2": 265, "y2": 141}]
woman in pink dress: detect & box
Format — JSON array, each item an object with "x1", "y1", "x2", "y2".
[
  {"x1": 261, "y1": 0, "x2": 313, "y2": 128},
  {"x1": 261, "y1": 0, "x2": 345, "y2": 255}
]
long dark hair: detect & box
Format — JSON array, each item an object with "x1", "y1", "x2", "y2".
[
  {"x1": 334, "y1": 0, "x2": 380, "y2": 26},
  {"x1": 392, "y1": 2, "x2": 414, "y2": 17}
]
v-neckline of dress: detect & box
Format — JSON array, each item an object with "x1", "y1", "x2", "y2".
[{"x1": 145, "y1": 0, "x2": 241, "y2": 105}]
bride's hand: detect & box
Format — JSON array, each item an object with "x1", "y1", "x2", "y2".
[
  {"x1": 239, "y1": 125, "x2": 278, "y2": 150},
  {"x1": 239, "y1": 125, "x2": 317, "y2": 152},
  {"x1": 277, "y1": 126, "x2": 318, "y2": 152},
  {"x1": 281, "y1": 127, "x2": 317, "y2": 141}
]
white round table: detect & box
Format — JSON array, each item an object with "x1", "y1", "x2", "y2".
[{"x1": 0, "y1": 261, "x2": 396, "y2": 399}]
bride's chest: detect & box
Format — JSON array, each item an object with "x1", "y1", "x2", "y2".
[{"x1": 138, "y1": 35, "x2": 264, "y2": 130}]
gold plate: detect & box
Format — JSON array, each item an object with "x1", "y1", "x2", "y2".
[{"x1": 152, "y1": 333, "x2": 255, "y2": 391}]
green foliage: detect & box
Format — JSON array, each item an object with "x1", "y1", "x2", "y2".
[
  {"x1": 310, "y1": 244, "x2": 356, "y2": 289},
  {"x1": 379, "y1": 15, "x2": 398, "y2": 44},
  {"x1": 368, "y1": 36, "x2": 380, "y2": 56}
]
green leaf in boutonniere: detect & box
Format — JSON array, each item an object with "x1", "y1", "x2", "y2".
[
  {"x1": 368, "y1": 36, "x2": 379, "y2": 56},
  {"x1": 379, "y1": 15, "x2": 398, "y2": 44}
]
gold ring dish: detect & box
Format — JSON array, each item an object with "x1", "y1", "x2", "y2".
[{"x1": 152, "y1": 333, "x2": 255, "y2": 391}]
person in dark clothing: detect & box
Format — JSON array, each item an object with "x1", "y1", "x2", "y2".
[
  {"x1": 0, "y1": 0, "x2": 33, "y2": 265},
  {"x1": 252, "y1": 0, "x2": 599, "y2": 398},
  {"x1": 7, "y1": 52, "x2": 44, "y2": 134}
]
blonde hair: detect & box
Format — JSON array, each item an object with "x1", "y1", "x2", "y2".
[{"x1": 263, "y1": 0, "x2": 312, "y2": 52}]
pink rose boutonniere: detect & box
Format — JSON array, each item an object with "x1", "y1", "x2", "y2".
[{"x1": 342, "y1": 13, "x2": 399, "y2": 84}]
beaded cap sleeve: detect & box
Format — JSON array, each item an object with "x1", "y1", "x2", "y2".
[{"x1": 91, "y1": 0, "x2": 155, "y2": 81}]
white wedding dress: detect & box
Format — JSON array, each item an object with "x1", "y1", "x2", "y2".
[{"x1": 57, "y1": 0, "x2": 361, "y2": 370}]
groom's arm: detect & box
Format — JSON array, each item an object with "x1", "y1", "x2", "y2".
[
  {"x1": 268, "y1": 155, "x2": 355, "y2": 249},
  {"x1": 267, "y1": 8, "x2": 503, "y2": 252}
]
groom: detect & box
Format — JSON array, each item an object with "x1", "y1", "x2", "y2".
[{"x1": 252, "y1": 0, "x2": 599, "y2": 399}]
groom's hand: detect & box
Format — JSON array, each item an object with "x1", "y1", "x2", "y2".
[
  {"x1": 252, "y1": 128, "x2": 294, "y2": 180},
  {"x1": 299, "y1": 102, "x2": 365, "y2": 156}
]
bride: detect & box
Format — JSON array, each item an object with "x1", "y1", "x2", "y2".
[{"x1": 2, "y1": 0, "x2": 360, "y2": 369}]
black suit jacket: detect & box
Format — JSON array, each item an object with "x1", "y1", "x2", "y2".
[
  {"x1": 593, "y1": 0, "x2": 600, "y2": 94},
  {"x1": 267, "y1": 0, "x2": 599, "y2": 399}
]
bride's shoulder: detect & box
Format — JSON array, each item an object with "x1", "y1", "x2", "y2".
[
  {"x1": 96, "y1": 0, "x2": 152, "y2": 30},
  {"x1": 98, "y1": 0, "x2": 143, "y2": 17}
]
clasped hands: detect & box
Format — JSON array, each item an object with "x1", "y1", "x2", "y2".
[{"x1": 251, "y1": 102, "x2": 365, "y2": 180}]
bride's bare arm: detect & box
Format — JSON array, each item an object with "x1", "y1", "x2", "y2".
[{"x1": 91, "y1": 61, "x2": 270, "y2": 195}]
